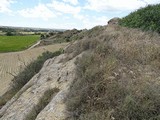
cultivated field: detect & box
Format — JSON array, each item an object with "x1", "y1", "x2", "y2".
[
  {"x1": 0, "y1": 35, "x2": 40, "y2": 52},
  {"x1": 0, "y1": 43, "x2": 68, "y2": 96}
]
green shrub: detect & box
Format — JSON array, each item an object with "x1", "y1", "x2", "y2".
[{"x1": 119, "y1": 4, "x2": 160, "y2": 33}]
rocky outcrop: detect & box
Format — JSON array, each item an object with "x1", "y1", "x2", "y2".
[
  {"x1": 0, "y1": 52, "x2": 81, "y2": 120},
  {"x1": 108, "y1": 17, "x2": 120, "y2": 25},
  {"x1": 39, "y1": 29, "x2": 82, "y2": 46}
]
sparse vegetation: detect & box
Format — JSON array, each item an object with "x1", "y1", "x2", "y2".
[
  {"x1": 66, "y1": 25, "x2": 160, "y2": 120},
  {"x1": 25, "y1": 88, "x2": 59, "y2": 120},
  {"x1": 119, "y1": 4, "x2": 160, "y2": 33},
  {"x1": 40, "y1": 29, "x2": 83, "y2": 46},
  {"x1": 0, "y1": 35, "x2": 40, "y2": 52}
]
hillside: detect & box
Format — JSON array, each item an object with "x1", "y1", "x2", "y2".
[
  {"x1": 0, "y1": 26, "x2": 65, "y2": 33},
  {"x1": 0, "y1": 4, "x2": 160, "y2": 119},
  {"x1": 0, "y1": 22, "x2": 160, "y2": 119},
  {"x1": 39, "y1": 29, "x2": 83, "y2": 45}
]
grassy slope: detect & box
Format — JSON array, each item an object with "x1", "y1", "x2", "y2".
[
  {"x1": 65, "y1": 25, "x2": 160, "y2": 120},
  {"x1": 0, "y1": 35, "x2": 39, "y2": 52}
]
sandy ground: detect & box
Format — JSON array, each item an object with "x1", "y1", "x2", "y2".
[{"x1": 0, "y1": 43, "x2": 68, "y2": 96}]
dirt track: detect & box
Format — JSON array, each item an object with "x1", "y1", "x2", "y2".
[{"x1": 0, "y1": 43, "x2": 67, "y2": 96}]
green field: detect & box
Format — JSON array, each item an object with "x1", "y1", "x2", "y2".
[{"x1": 0, "y1": 35, "x2": 40, "y2": 52}]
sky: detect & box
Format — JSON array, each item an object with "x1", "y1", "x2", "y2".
[{"x1": 0, "y1": 0, "x2": 160, "y2": 29}]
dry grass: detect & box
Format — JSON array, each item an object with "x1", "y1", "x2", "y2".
[
  {"x1": 66, "y1": 25, "x2": 160, "y2": 119},
  {"x1": 25, "y1": 88, "x2": 59, "y2": 120}
]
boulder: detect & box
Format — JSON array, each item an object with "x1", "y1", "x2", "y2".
[{"x1": 108, "y1": 17, "x2": 120, "y2": 25}]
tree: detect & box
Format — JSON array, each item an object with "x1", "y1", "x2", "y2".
[
  {"x1": 40, "y1": 34, "x2": 45, "y2": 40},
  {"x1": 6, "y1": 31, "x2": 13, "y2": 36}
]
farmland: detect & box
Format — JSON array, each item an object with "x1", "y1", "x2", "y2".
[{"x1": 0, "y1": 35, "x2": 40, "y2": 52}]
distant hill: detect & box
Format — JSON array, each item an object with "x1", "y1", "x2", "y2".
[
  {"x1": 0, "y1": 26, "x2": 66, "y2": 33},
  {"x1": 119, "y1": 4, "x2": 160, "y2": 33}
]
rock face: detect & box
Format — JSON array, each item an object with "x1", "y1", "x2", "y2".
[{"x1": 0, "y1": 52, "x2": 81, "y2": 120}]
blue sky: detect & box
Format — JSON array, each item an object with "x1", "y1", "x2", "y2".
[{"x1": 0, "y1": 0, "x2": 160, "y2": 29}]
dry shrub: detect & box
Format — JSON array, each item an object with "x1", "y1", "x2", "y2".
[
  {"x1": 25, "y1": 88, "x2": 59, "y2": 120},
  {"x1": 66, "y1": 25, "x2": 160, "y2": 120}
]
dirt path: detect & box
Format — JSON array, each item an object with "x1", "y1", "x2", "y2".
[
  {"x1": 0, "y1": 43, "x2": 68, "y2": 96},
  {"x1": 27, "y1": 40, "x2": 41, "y2": 50}
]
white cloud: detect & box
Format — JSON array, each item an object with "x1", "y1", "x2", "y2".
[
  {"x1": 0, "y1": 0, "x2": 15, "y2": 13},
  {"x1": 81, "y1": 16, "x2": 109, "y2": 29},
  {"x1": 74, "y1": 14, "x2": 85, "y2": 20},
  {"x1": 48, "y1": 1, "x2": 81, "y2": 15},
  {"x1": 84, "y1": 0, "x2": 160, "y2": 12},
  {"x1": 63, "y1": 0, "x2": 79, "y2": 5},
  {"x1": 18, "y1": 4, "x2": 56, "y2": 20},
  {"x1": 141, "y1": 0, "x2": 160, "y2": 4},
  {"x1": 52, "y1": 22, "x2": 77, "y2": 29}
]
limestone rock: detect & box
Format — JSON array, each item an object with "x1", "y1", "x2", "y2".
[{"x1": 0, "y1": 53, "x2": 82, "y2": 120}]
